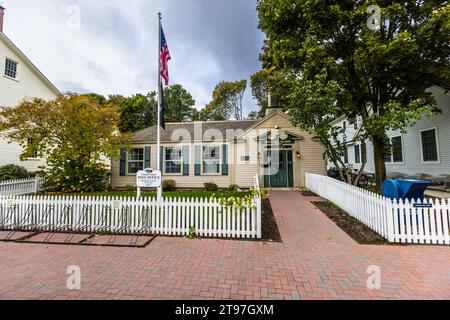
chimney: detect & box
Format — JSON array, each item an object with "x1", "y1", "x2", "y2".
[
  {"x1": 0, "y1": 6, "x2": 5, "y2": 33},
  {"x1": 265, "y1": 92, "x2": 283, "y2": 116}
]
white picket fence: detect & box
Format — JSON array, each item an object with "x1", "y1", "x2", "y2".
[
  {"x1": 0, "y1": 178, "x2": 44, "y2": 196},
  {"x1": 306, "y1": 173, "x2": 450, "y2": 245},
  {"x1": 0, "y1": 176, "x2": 262, "y2": 239}
]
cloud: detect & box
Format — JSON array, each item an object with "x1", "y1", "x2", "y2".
[{"x1": 2, "y1": 0, "x2": 265, "y2": 115}]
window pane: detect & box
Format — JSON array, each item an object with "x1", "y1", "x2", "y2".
[
  {"x1": 5, "y1": 58, "x2": 17, "y2": 78},
  {"x1": 165, "y1": 148, "x2": 182, "y2": 174},
  {"x1": 202, "y1": 146, "x2": 220, "y2": 174},
  {"x1": 166, "y1": 148, "x2": 181, "y2": 161},
  {"x1": 128, "y1": 149, "x2": 144, "y2": 161},
  {"x1": 344, "y1": 147, "x2": 349, "y2": 164},
  {"x1": 354, "y1": 145, "x2": 361, "y2": 164},
  {"x1": 421, "y1": 130, "x2": 438, "y2": 162},
  {"x1": 392, "y1": 136, "x2": 403, "y2": 163},
  {"x1": 128, "y1": 161, "x2": 143, "y2": 174},
  {"x1": 203, "y1": 147, "x2": 220, "y2": 160}
]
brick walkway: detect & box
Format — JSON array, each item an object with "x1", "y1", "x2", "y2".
[{"x1": 0, "y1": 191, "x2": 449, "y2": 300}]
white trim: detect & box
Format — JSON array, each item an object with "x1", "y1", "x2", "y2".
[
  {"x1": 419, "y1": 127, "x2": 441, "y2": 164},
  {"x1": 354, "y1": 143, "x2": 361, "y2": 164},
  {"x1": 201, "y1": 145, "x2": 222, "y2": 176},
  {"x1": 385, "y1": 135, "x2": 405, "y2": 165},
  {"x1": 126, "y1": 147, "x2": 145, "y2": 176},
  {"x1": 163, "y1": 146, "x2": 183, "y2": 176},
  {"x1": 4, "y1": 56, "x2": 20, "y2": 81}
]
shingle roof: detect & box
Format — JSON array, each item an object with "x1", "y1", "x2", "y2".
[{"x1": 133, "y1": 120, "x2": 258, "y2": 143}]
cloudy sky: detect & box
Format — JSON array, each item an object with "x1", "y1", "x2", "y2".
[{"x1": 2, "y1": 0, "x2": 265, "y2": 115}]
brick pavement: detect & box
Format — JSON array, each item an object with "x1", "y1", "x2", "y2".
[{"x1": 0, "y1": 191, "x2": 448, "y2": 300}]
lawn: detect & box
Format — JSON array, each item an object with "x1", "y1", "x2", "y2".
[{"x1": 44, "y1": 190, "x2": 252, "y2": 199}]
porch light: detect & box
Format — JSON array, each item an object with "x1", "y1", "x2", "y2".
[{"x1": 296, "y1": 151, "x2": 301, "y2": 159}]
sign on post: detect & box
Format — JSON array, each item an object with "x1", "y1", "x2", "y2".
[
  {"x1": 137, "y1": 168, "x2": 162, "y2": 188},
  {"x1": 136, "y1": 168, "x2": 162, "y2": 198}
]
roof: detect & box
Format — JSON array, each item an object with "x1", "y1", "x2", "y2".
[
  {"x1": 0, "y1": 32, "x2": 61, "y2": 96},
  {"x1": 133, "y1": 119, "x2": 258, "y2": 143}
]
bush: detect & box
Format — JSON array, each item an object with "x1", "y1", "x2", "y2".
[
  {"x1": 0, "y1": 164, "x2": 29, "y2": 182},
  {"x1": 162, "y1": 179, "x2": 176, "y2": 192},
  {"x1": 228, "y1": 184, "x2": 239, "y2": 192},
  {"x1": 204, "y1": 182, "x2": 218, "y2": 192},
  {"x1": 124, "y1": 184, "x2": 135, "y2": 192},
  {"x1": 43, "y1": 161, "x2": 110, "y2": 192}
]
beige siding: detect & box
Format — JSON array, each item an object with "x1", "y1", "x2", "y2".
[
  {"x1": 111, "y1": 142, "x2": 234, "y2": 189},
  {"x1": 256, "y1": 112, "x2": 293, "y2": 129},
  {"x1": 235, "y1": 112, "x2": 327, "y2": 188},
  {"x1": 297, "y1": 132, "x2": 327, "y2": 187}
]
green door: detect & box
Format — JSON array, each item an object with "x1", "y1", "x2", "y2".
[{"x1": 264, "y1": 150, "x2": 294, "y2": 188}]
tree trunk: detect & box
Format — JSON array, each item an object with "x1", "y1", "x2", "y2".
[{"x1": 372, "y1": 137, "x2": 387, "y2": 192}]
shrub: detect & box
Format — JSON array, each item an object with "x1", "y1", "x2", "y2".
[
  {"x1": 228, "y1": 184, "x2": 239, "y2": 192},
  {"x1": 0, "y1": 164, "x2": 29, "y2": 182},
  {"x1": 162, "y1": 179, "x2": 176, "y2": 192},
  {"x1": 43, "y1": 161, "x2": 110, "y2": 192},
  {"x1": 124, "y1": 184, "x2": 135, "y2": 192},
  {"x1": 204, "y1": 182, "x2": 218, "y2": 192}
]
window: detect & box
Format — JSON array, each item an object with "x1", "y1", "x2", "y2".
[
  {"x1": 241, "y1": 155, "x2": 250, "y2": 162},
  {"x1": 203, "y1": 146, "x2": 220, "y2": 174},
  {"x1": 27, "y1": 138, "x2": 39, "y2": 159},
  {"x1": 361, "y1": 142, "x2": 367, "y2": 163},
  {"x1": 127, "y1": 148, "x2": 144, "y2": 174},
  {"x1": 5, "y1": 58, "x2": 18, "y2": 79},
  {"x1": 343, "y1": 147, "x2": 349, "y2": 164},
  {"x1": 354, "y1": 145, "x2": 361, "y2": 164},
  {"x1": 165, "y1": 147, "x2": 182, "y2": 174},
  {"x1": 421, "y1": 129, "x2": 439, "y2": 162},
  {"x1": 384, "y1": 136, "x2": 403, "y2": 163},
  {"x1": 391, "y1": 136, "x2": 403, "y2": 163}
]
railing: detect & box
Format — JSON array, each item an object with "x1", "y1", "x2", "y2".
[
  {"x1": 0, "y1": 176, "x2": 262, "y2": 239},
  {"x1": 306, "y1": 173, "x2": 450, "y2": 245},
  {"x1": 0, "y1": 178, "x2": 44, "y2": 196}
]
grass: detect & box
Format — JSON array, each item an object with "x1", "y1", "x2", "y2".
[{"x1": 44, "y1": 190, "x2": 251, "y2": 199}]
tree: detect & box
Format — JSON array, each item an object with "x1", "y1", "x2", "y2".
[
  {"x1": 118, "y1": 93, "x2": 157, "y2": 132},
  {"x1": 250, "y1": 69, "x2": 275, "y2": 118},
  {"x1": 257, "y1": 0, "x2": 450, "y2": 189},
  {"x1": 0, "y1": 95, "x2": 128, "y2": 192},
  {"x1": 201, "y1": 80, "x2": 247, "y2": 120},
  {"x1": 163, "y1": 84, "x2": 196, "y2": 122}
]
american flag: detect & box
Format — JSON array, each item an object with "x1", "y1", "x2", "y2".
[{"x1": 160, "y1": 25, "x2": 171, "y2": 86}]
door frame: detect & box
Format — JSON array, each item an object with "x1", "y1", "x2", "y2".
[{"x1": 263, "y1": 148, "x2": 294, "y2": 188}]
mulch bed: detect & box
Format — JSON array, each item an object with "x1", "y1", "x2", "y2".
[
  {"x1": 261, "y1": 198, "x2": 282, "y2": 242},
  {"x1": 312, "y1": 201, "x2": 389, "y2": 245},
  {"x1": 299, "y1": 190, "x2": 318, "y2": 196}
]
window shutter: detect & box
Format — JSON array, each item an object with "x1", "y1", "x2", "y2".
[
  {"x1": 195, "y1": 145, "x2": 201, "y2": 176},
  {"x1": 182, "y1": 146, "x2": 190, "y2": 176},
  {"x1": 160, "y1": 146, "x2": 164, "y2": 172},
  {"x1": 144, "y1": 147, "x2": 151, "y2": 168},
  {"x1": 222, "y1": 144, "x2": 229, "y2": 176},
  {"x1": 120, "y1": 149, "x2": 126, "y2": 176}
]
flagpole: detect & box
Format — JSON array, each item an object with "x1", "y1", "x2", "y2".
[{"x1": 157, "y1": 12, "x2": 163, "y2": 201}]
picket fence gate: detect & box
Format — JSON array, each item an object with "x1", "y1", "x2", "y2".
[
  {"x1": 0, "y1": 178, "x2": 43, "y2": 196},
  {"x1": 306, "y1": 173, "x2": 450, "y2": 245}
]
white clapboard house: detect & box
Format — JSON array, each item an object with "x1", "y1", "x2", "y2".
[
  {"x1": 0, "y1": 6, "x2": 60, "y2": 173},
  {"x1": 329, "y1": 86, "x2": 450, "y2": 184}
]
